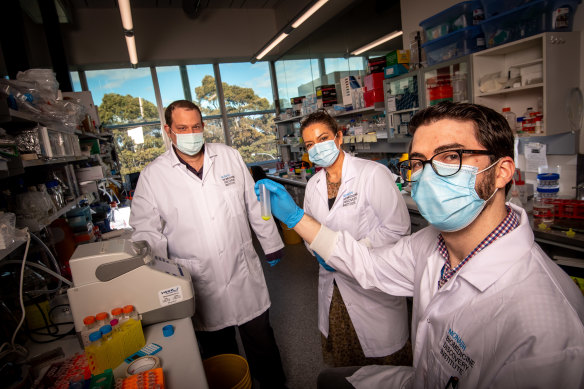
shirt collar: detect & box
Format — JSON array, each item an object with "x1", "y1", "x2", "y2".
[{"x1": 437, "y1": 205, "x2": 522, "y2": 290}]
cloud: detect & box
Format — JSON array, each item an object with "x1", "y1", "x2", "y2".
[{"x1": 86, "y1": 68, "x2": 151, "y2": 90}]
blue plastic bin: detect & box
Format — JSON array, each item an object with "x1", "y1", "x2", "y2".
[
  {"x1": 481, "y1": 0, "x2": 580, "y2": 48},
  {"x1": 480, "y1": 0, "x2": 535, "y2": 18},
  {"x1": 422, "y1": 25, "x2": 485, "y2": 66},
  {"x1": 420, "y1": 1, "x2": 481, "y2": 43}
]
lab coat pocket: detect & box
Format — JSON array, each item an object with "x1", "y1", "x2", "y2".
[
  {"x1": 242, "y1": 241, "x2": 263, "y2": 280},
  {"x1": 223, "y1": 186, "x2": 245, "y2": 219}
]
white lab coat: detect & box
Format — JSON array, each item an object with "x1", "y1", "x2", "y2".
[
  {"x1": 303, "y1": 152, "x2": 411, "y2": 357},
  {"x1": 130, "y1": 143, "x2": 284, "y2": 331},
  {"x1": 310, "y1": 203, "x2": 584, "y2": 388}
]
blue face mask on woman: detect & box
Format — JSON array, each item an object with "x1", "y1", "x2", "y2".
[
  {"x1": 308, "y1": 136, "x2": 340, "y2": 167},
  {"x1": 172, "y1": 131, "x2": 204, "y2": 156},
  {"x1": 411, "y1": 160, "x2": 499, "y2": 232}
]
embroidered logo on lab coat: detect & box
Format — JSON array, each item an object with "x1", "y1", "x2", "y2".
[
  {"x1": 342, "y1": 191, "x2": 358, "y2": 207},
  {"x1": 439, "y1": 328, "x2": 475, "y2": 377},
  {"x1": 221, "y1": 174, "x2": 236, "y2": 187}
]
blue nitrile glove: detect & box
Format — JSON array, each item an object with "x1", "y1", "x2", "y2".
[
  {"x1": 265, "y1": 248, "x2": 283, "y2": 267},
  {"x1": 315, "y1": 253, "x2": 336, "y2": 272},
  {"x1": 255, "y1": 179, "x2": 304, "y2": 228}
]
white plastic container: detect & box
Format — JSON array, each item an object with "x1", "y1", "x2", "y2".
[{"x1": 502, "y1": 107, "x2": 516, "y2": 132}]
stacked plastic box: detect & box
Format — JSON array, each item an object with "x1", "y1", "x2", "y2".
[
  {"x1": 480, "y1": 0, "x2": 581, "y2": 48},
  {"x1": 419, "y1": 0, "x2": 580, "y2": 64},
  {"x1": 420, "y1": 1, "x2": 486, "y2": 65}
]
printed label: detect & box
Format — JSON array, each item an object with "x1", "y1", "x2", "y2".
[
  {"x1": 158, "y1": 285, "x2": 184, "y2": 307},
  {"x1": 221, "y1": 174, "x2": 236, "y2": 187},
  {"x1": 342, "y1": 191, "x2": 358, "y2": 207},
  {"x1": 439, "y1": 328, "x2": 475, "y2": 377}
]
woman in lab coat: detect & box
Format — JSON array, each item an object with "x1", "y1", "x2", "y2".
[{"x1": 301, "y1": 110, "x2": 412, "y2": 367}]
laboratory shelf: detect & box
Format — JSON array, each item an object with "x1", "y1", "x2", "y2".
[
  {"x1": 0, "y1": 235, "x2": 28, "y2": 262},
  {"x1": 387, "y1": 107, "x2": 419, "y2": 115},
  {"x1": 476, "y1": 83, "x2": 543, "y2": 97},
  {"x1": 22, "y1": 156, "x2": 88, "y2": 168},
  {"x1": 274, "y1": 115, "x2": 304, "y2": 124},
  {"x1": 39, "y1": 195, "x2": 87, "y2": 228}
]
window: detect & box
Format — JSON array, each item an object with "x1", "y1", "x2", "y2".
[
  {"x1": 275, "y1": 59, "x2": 320, "y2": 110},
  {"x1": 187, "y1": 64, "x2": 220, "y2": 115},
  {"x1": 112, "y1": 123, "x2": 165, "y2": 175},
  {"x1": 218, "y1": 62, "x2": 277, "y2": 163},
  {"x1": 156, "y1": 65, "x2": 185, "y2": 108},
  {"x1": 85, "y1": 68, "x2": 158, "y2": 125},
  {"x1": 226, "y1": 114, "x2": 277, "y2": 163},
  {"x1": 219, "y1": 62, "x2": 274, "y2": 112},
  {"x1": 70, "y1": 72, "x2": 82, "y2": 92},
  {"x1": 324, "y1": 57, "x2": 367, "y2": 76}
]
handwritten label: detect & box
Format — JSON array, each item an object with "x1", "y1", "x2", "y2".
[{"x1": 158, "y1": 285, "x2": 184, "y2": 307}]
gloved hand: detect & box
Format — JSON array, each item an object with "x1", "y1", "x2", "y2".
[
  {"x1": 265, "y1": 248, "x2": 283, "y2": 267},
  {"x1": 255, "y1": 179, "x2": 304, "y2": 228},
  {"x1": 315, "y1": 252, "x2": 336, "y2": 272}
]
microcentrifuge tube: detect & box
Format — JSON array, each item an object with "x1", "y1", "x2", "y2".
[{"x1": 259, "y1": 183, "x2": 271, "y2": 221}]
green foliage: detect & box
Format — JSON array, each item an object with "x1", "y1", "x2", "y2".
[
  {"x1": 99, "y1": 93, "x2": 158, "y2": 125},
  {"x1": 100, "y1": 77, "x2": 278, "y2": 175}
]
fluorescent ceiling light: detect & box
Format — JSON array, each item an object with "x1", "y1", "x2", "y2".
[
  {"x1": 118, "y1": 0, "x2": 138, "y2": 66},
  {"x1": 125, "y1": 35, "x2": 138, "y2": 66},
  {"x1": 351, "y1": 30, "x2": 404, "y2": 56},
  {"x1": 256, "y1": 33, "x2": 289, "y2": 60},
  {"x1": 118, "y1": 0, "x2": 133, "y2": 30},
  {"x1": 292, "y1": 0, "x2": 329, "y2": 28}
]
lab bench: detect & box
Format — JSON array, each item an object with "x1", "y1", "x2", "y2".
[{"x1": 28, "y1": 317, "x2": 209, "y2": 388}]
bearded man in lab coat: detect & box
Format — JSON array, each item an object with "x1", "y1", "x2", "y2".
[
  {"x1": 256, "y1": 102, "x2": 584, "y2": 388},
  {"x1": 130, "y1": 100, "x2": 287, "y2": 388}
]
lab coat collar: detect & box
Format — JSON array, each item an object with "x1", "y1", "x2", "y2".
[
  {"x1": 452, "y1": 203, "x2": 534, "y2": 292},
  {"x1": 168, "y1": 143, "x2": 216, "y2": 182},
  {"x1": 313, "y1": 151, "x2": 355, "y2": 206}
]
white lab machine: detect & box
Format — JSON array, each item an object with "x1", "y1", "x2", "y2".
[{"x1": 67, "y1": 239, "x2": 195, "y2": 335}]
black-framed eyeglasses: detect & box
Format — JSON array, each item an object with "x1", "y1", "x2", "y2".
[{"x1": 397, "y1": 149, "x2": 493, "y2": 182}]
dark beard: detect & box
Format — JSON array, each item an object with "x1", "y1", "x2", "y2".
[{"x1": 476, "y1": 166, "x2": 497, "y2": 202}]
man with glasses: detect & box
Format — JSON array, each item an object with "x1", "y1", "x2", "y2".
[
  {"x1": 130, "y1": 100, "x2": 287, "y2": 388},
  {"x1": 256, "y1": 102, "x2": 584, "y2": 388}
]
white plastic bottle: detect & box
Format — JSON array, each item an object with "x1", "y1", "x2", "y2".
[{"x1": 502, "y1": 107, "x2": 516, "y2": 133}]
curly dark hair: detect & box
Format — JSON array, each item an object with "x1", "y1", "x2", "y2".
[{"x1": 409, "y1": 102, "x2": 514, "y2": 195}]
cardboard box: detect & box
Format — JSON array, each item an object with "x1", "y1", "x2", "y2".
[
  {"x1": 340, "y1": 76, "x2": 362, "y2": 106},
  {"x1": 386, "y1": 50, "x2": 411, "y2": 66},
  {"x1": 76, "y1": 166, "x2": 104, "y2": 182},
  {"x1": 363, "y1": 73, "x2": 385, "y2": 91},
  {"x1": 79, "y1": 180, "x2": 98, "y2": 195},
  {"x1": 363, "y1": 88, "x2": 385, "y2": 107},
  {"x1": 290, "y1": 96, "x2": 305, "y2": 105},
  {"x1": 368, "y1": 57, "x2": 387, "y2": 73},
  {"x1": 384, "y1": 64, "x2": 410, "y2": 79},
  {"x1": 316, "y1": 85, "x2": 337, "y2": 98}
]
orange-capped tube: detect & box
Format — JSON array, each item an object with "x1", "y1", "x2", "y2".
[
  {"x1": 111, "y1": 307, "x2": 123, "y2": 317},
  {"x1": 95, "y1": 312, "x2": 109, "y2": 326},
  {"x1": 83, "y1": 315, "x2": 96, "y2": 329}
]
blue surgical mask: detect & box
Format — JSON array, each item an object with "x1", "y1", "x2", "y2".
[
  {"x1": 411, "y1": 160, "x2": 499, "y2": 232},
  {"x1": 308, "y1": 137, "x2": 340, "y2": 167},
  {"x1": 172, "y1": 131, "x2": 204, "y2": 156}
]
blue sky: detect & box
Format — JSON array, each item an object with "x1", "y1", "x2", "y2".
[
  {"x1": 70, "y1": 57, "x2": 365, "y2": 110},
  {"x1": 72, "y1": 62, "x2": 275, "y2": 109}
]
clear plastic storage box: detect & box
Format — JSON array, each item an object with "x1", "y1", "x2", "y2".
[
  {"x1": 481, "y1": 0, "x2": 580, "y2": 48},
  {"x1": 420, "y1": 1, "x2": 481, "y2": 43},
  {"x1": 422, "y1": 25, "x2": 484, "y2": 66}
]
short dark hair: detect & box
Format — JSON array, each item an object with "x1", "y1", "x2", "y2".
[
  {"x1": 300, "y1": 110, "x2": 340, "y2": 136},
  {"x1": 409, "y1": 102, "x2": 514, "y2": 194},
  {"x1": 165, "y1": 100, "x2": 202, "y2": 126}
]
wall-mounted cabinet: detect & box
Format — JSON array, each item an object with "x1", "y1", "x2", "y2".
[
  {"x1": 384, "y1": 70, "x2": 421, "y2": 140},
  {"x1": 472, "y1": 32, "x2": 580, "y2": 136}
]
